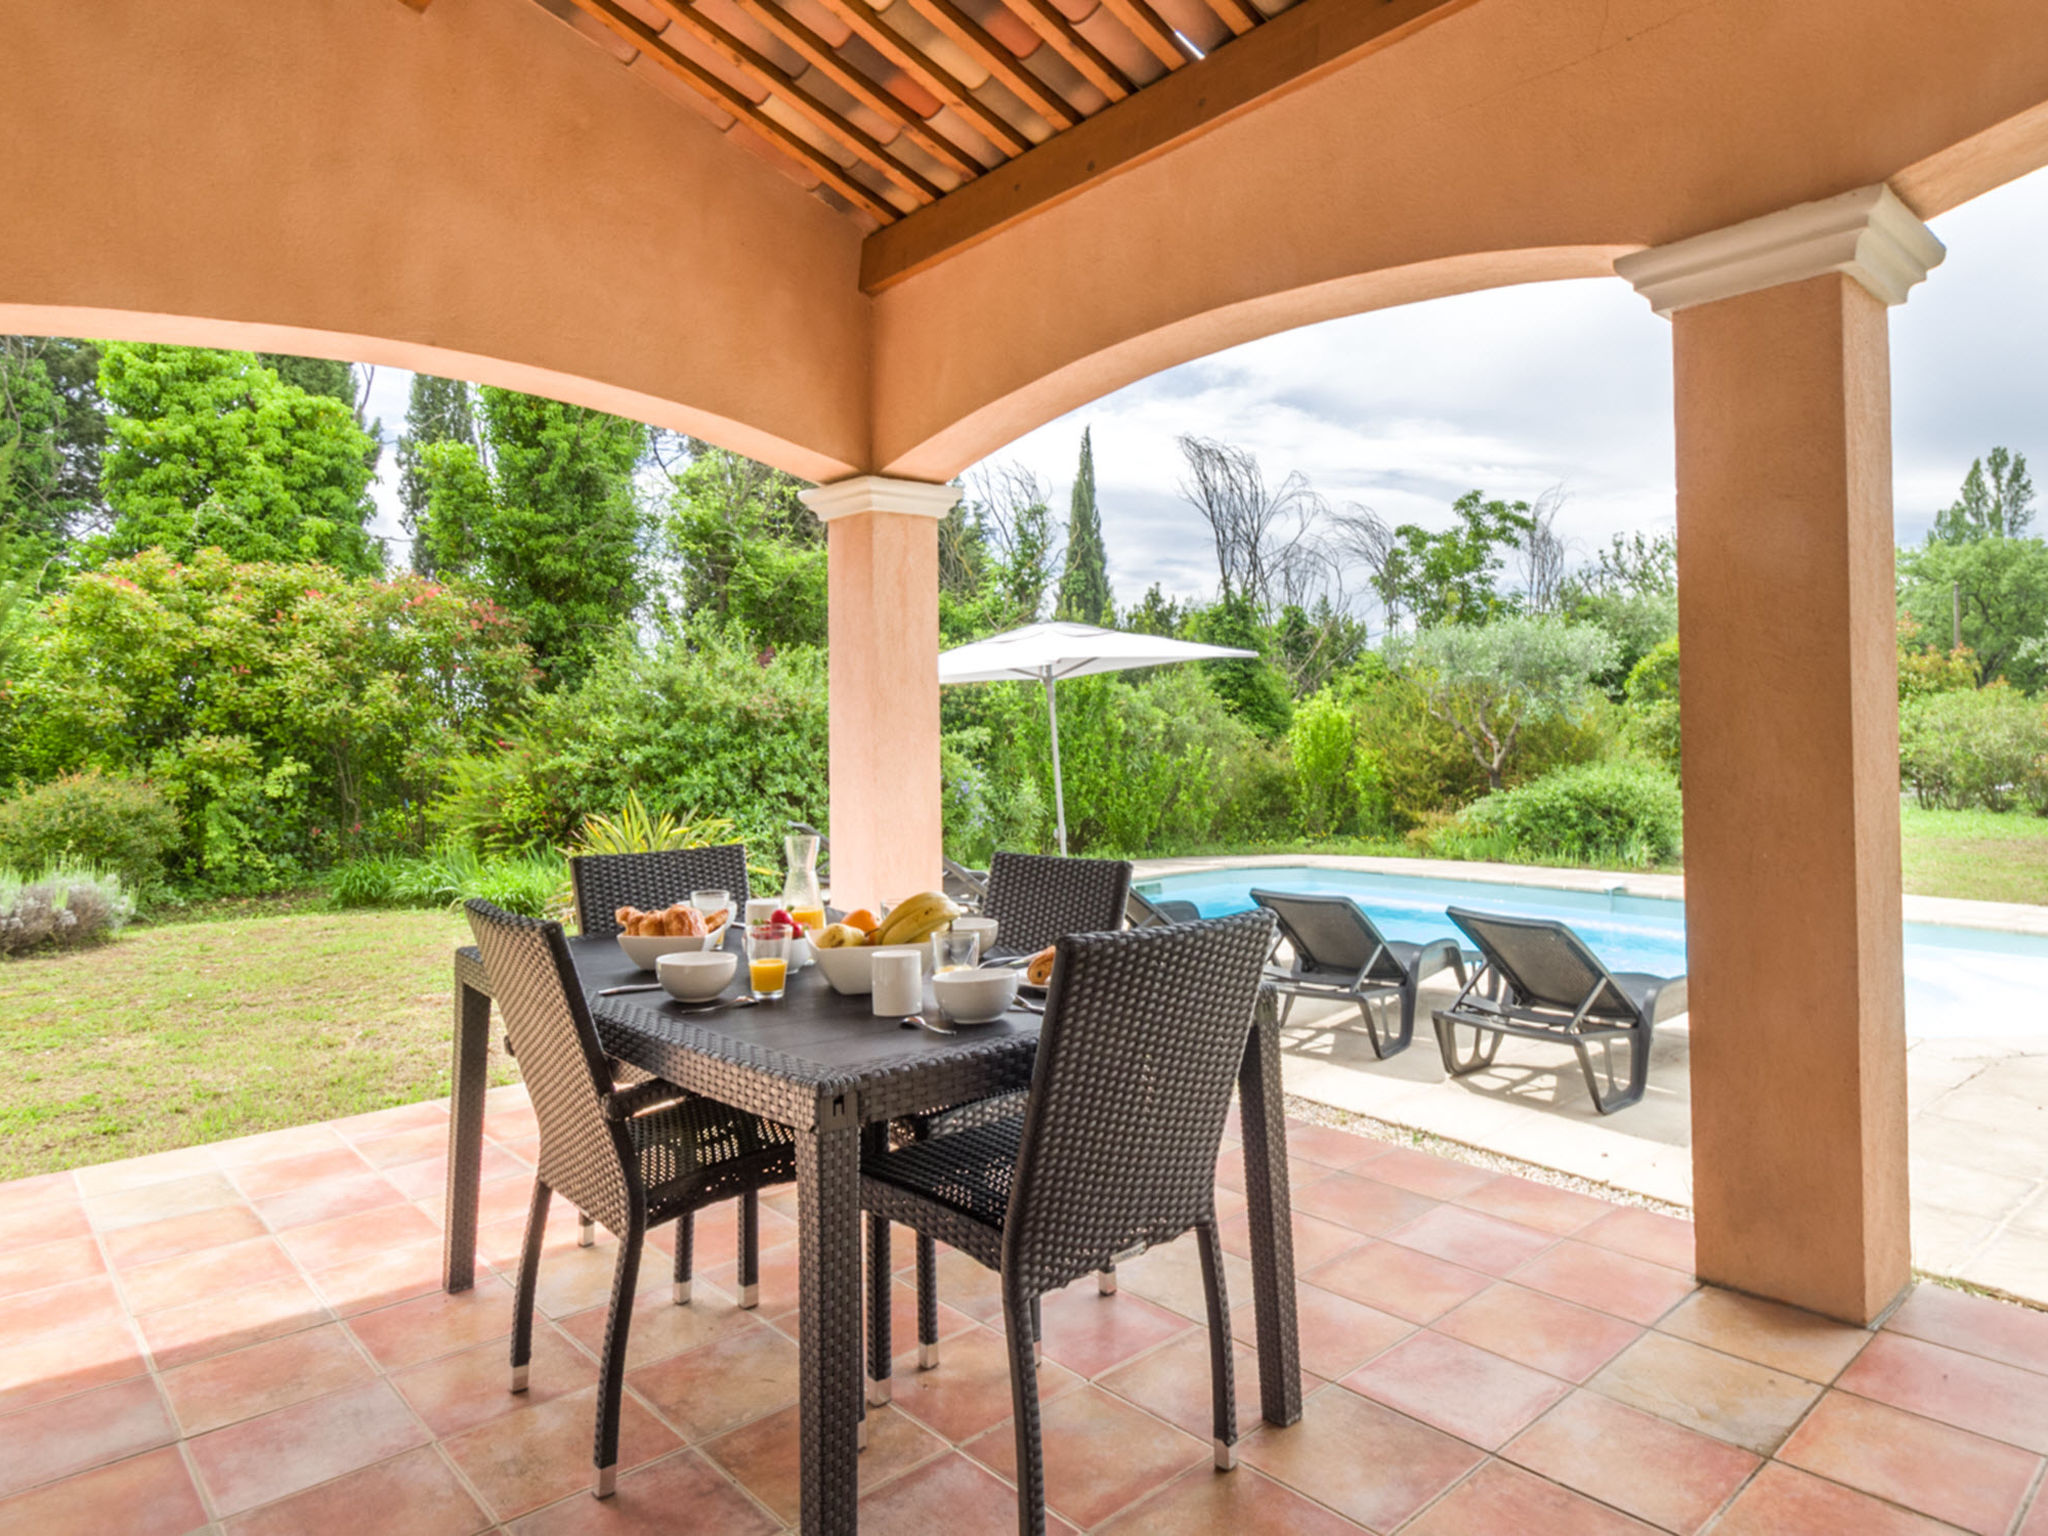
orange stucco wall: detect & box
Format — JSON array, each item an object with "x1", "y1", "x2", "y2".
[{"x1": 0, "y1": 0, "x2": 871, "y2": 481}]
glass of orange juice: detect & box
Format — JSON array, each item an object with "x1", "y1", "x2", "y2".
[{"x1": 747, "y1": 924, "x2": 792, "y2": 1000}]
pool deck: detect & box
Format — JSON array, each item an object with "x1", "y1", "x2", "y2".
[{"x1": 1135, "y1": 855, "x2": 2048, "y2": 1309}]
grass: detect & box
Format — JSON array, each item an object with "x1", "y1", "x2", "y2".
[
  {"x1": 0, "y1": 905, "x2": 517, "y2": 1182},
  {"x1": 1900, "y1": 805, "x2": 2048, "y2": 906}
]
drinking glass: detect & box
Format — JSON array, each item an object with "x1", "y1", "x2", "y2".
[
  {"x1": 691, "y1": 888, "x2": 730, "y2": 918},
  {"x1": 931, "y1": 929, "x2": 981, "y2": 975},
  {"x1": 747, "y1": 924, "x2": 792, "y2": 1000}
]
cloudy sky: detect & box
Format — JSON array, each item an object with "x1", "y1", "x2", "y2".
[{"x1": 363, "y1": 164, "x2": 2048, "y2": 610}]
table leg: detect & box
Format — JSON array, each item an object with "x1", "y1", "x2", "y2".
[
  {"x1": 797, "y1": 1102, "x2": 862, "y2": 1535},
  {"x1": 1237, "y1": 988, "x2": 1301, "y2": 1426},
  {"x1": 443, "y1": 976, "x2": 492, "y2": 1293}
]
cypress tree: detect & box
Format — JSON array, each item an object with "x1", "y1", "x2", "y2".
[
  {"x1": 1056, "y1": 426, "x2": 1112, "y2": 625},
  {"x1": 396, "y1": 374, "x2": 479, "y2": 574}
]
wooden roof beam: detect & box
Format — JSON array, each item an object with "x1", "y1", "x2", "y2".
[
  {"x1": 901, "y1": 0, "x2": 1082, "y2": 129},
  {"x1": 1001, "y1": 0, "x2": 1136, "y2": 101},
  {"x1": 812, "y1": 0, "x2": 1034, "y2": 156},
  {"x1": 1096, "y1": 0, "x2": 1196, "y2": 69},
  {"x1": 1203, "y1": 0, "x2": 1260, "y2": 37},
  {"x1": 566, "y1": 0, "x2": 902, "y2": 221}
]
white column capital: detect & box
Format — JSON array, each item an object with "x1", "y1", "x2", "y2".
[
  {"x1": 800, "y1": 474, "x2": 961, "y2": 522},
  {"x1": 1615, "y1": 184, "x2": 1945, "y2": 318}
]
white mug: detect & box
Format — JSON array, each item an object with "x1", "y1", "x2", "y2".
[
  {"x1": 871, "y1": 949, "x2": 923, "y2": 1018},
  {"x1": 745, "y1": 897, "x2": 780, "y2": 927}
]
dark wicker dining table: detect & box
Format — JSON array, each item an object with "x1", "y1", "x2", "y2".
[{"x1": 442, "y1": 933, "x2": 1302, "y2": 1534}]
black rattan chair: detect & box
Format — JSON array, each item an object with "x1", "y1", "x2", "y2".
[
  {"x1": 465, "y1": 900, "x2": 796, "y2": 1497},
  {"x1": 1432, "y1": 905, "x2": 1688, "y2": 1114},
  {"x1": 980, "y1": 850, "x2": 1133, "y2": 957},
  {"x1": 862, "y1": 911, "x2": 1274, "y2": 1534},
  {"x1": 569, "y1": 845, "x2": 750, "y2": 938},
  {"x1": 1251, "y1": 888, "x2": 1465, "y2": 1060}
]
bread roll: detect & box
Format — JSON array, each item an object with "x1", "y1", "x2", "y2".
[{"x1": 1026, "y1": 946, "x2": 1056, "y2": 987}]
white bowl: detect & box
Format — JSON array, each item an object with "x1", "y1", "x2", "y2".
[
  {"x1": 952, "y1": 916, "x2": 1000, "y2": 954},
  {"x1": 657, "y1": 950, "x2": 738, "y2": 1003},
  {"x1": 931, "y1": 966, "x2": 1021, "y2": 1025},
  {"x1": 812, "y1": 944, "x2": 876, "y2": 995},
  {"x1": 618, "y1": 931, "x2": 715, "y2": 971}
]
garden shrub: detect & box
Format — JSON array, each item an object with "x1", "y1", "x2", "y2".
[
  {"x1": 327, "y1": 845, "x2": 566, "y2": 919},
  {"x1": 0, "y1": 866, "x2": 133, "y2": 955},
  {"x1": 1288, "y1": 691, "x2": 1355, "y2": 837},
  {"x1": 1459, "y1": 759, "x2": 1684, "y2": 868},
  {"x1": 0, "y1": 771, "x2": 181, "y2": 896},
  {"x1": 1900, "y1": 684, "x2": 2048, "y2": 812},
  {"x1": 1622, "y1": 637, "x2": 1682, "y2": 777}
]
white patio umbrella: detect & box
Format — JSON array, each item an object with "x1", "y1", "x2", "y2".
[{"x1": 937, "y1": 621, "x2": 1257, "y2": 855}]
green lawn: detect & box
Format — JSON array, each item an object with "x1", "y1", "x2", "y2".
[
  {"x1": 0, "y1": 907, "x2": 516, "y2": 1182},
  {"x1": 1900, "y1": 805, "x2": 2048, "y2": 906}
]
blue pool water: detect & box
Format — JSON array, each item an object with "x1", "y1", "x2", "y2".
[{"x1": 1138, "y1": 866, "x2": 2048, "y2": 1041}]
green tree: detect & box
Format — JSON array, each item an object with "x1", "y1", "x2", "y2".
[
  {"x1": 1897, "y1": 535, "x2": 2048, "y2": 690},
  {"x1": 1932, "y1": 448, "x2": 2035, "y2": 544},
  {"x1": 256, "y1": 353, "x2": 356, "y2": 407},
  {"x1": 419, "y1": 386, "x2": 649, "y2": 687},
  {"x1": 1374, "y1": 491, "x2": 1537, "y2": 629},
  {"x1": 1563, "y1": 529, "x2": 1679, "y2": 696},
  {"x1": 395, "y1": 373, "x2": 478, "y2": 573},
  {"x1": 1056, "y1": 427, "x2": 1112, "y2": 625},
  {"x1": 0, "y1": 336, "x2": 107, "y2": 560},
  {"x1": 95, "y1": 343, "x2": 380, "y2": 573},
  {"x1": 1187, "y1": 591, "x2": 1292, "y2": 737},
  {"x1": 660, "y1": 442, "x2": 823, "y2": 650},
  {"x1": 1394, "y1": 615, "x2": 1618, "y2": 789},
  {"x1": 1124, "y1": 583, "x2": 1184, "y2": 637}
]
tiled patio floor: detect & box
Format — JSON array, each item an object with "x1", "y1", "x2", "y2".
[{"x1": 6, "y1": 1087, "x2": 2048, "y2": 1534}]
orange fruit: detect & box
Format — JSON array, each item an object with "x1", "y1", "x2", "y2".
[{"x1": 844, "y1": 908, "x2": 878, "y2": 934}]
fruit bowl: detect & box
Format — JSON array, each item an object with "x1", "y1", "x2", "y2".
[
  {"x1": 618, "y1": 931, "x2": 717, "y2": 970},
  {"x1": 812, "y1": 944, "x2": 875, "y2": 995},
  {"x1": 932, "y1": 966, "x2": 1020, "y2": 1024}
]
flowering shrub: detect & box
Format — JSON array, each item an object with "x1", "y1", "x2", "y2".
[{"x1": 0, "y1": 867, "x2": 133, "y2": 956}]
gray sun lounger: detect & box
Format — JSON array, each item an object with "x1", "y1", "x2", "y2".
[
  {"x1": 1433, "y1": 905, "x2": 1688, "y2": 1114},
  {"x1": 1250, "y1": 888, "x2": 1465, "y2": 1060},
  {"x1": 1127, "y1": 888, "x2": 1203, "y2": 928}
]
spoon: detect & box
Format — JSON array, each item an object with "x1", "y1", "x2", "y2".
[{"x1": 898, "y1": 1013, "x2": 956, "y2": 1035}]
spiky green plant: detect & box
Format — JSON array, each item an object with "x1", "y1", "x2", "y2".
[{"x1": 553, "y1": 791, "x2": 758, "y2": 920}]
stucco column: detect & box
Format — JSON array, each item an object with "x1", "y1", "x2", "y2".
[
  {"x1": 799, "y1": 475, "x2": 960, "y2": 913},
  {"x1": 1618, "y1": 186, "x2": 1944, "y2": 1324}
]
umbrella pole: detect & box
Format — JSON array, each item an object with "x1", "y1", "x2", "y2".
[{"x1": 1043, "y1": 671, "x2": 1068, "y2": 856}]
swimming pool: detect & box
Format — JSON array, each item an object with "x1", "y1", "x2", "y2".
[{"x1": 1137, "y1": 865, "x2": 2048, "y2": 1041}]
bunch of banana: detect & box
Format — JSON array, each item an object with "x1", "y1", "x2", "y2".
[
  {"x1": 865, "y1": 891, "x2": 960, "y2": 948},
  {"x1": 813, "y1": 922, "x2": 866, "y2": 950}
]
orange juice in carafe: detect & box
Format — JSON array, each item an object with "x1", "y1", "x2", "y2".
[{"x1": 783, "y1": 833, "x2": 824, "y2": 939}]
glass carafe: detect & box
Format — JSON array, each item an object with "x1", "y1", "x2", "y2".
[{"x1": 782, "y1": 832, "x2": 825, "y2": 934}]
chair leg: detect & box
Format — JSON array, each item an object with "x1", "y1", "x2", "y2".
[
  {"x1": 672, "y1": 1209, "x2": 693, "y2": 1306},
  {"x1": 1030, "y1": 1295, "x2": 1042, "y2": 1362},
  {"x1": 1002, "y1": 1285, "x2": 1048, "y2": 1536},
  {"x1": 578, "y1": 1212, "x2": 595, "y2": 1248},
  {"x1": 916, "y1": 1234, "x2": 940, "y2": 1369},
  {"x1": 1434, "y1": 1012, "x2": 1504, "y2": 1078},
  {"x1": 1097, "y1": 1262, "x2": 1117, "y2": 1296},
  {"x1": 1578, "y1": 1030, "x2": 1651, "y2": 1114},
  {"x1": 593, "y1": 1223, "x2": 644, "y2": 1499},
  {"x1": 511, "y1": 1177, "x2": 550, "y2": 1393},
  {"x1": 1194, "y1": 1220, "x2": 1237, "y2": 1470},
  {"x1": 867, "y1": 1213, "x2": 893, "y2": 1405},
  {"x1": 1392, "y1": 976, "x2": 1419, "y2": 1054},
  {"x1": 737, "y1": 1190, "x2": 760, "y2": 1309}
]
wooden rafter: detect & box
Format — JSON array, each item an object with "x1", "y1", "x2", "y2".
[
  {"x1": 565, "y1": 0, "x2": 902, "y2": 221},
  {"x1": 729, "y1": 0, "x2": 987, "y2": 178},
  {"x1": 643, "y1": 0, "x2": 942, "y2": 203},
  {"x1": 1203, "y1": 0, "x2": 1261, "y2": 36},
  {"x1": 999, "y1": 0, "x2": 1134, "y2": 101},
  {"x1": 810, "y1": 0, "x2": 1034, "y2": 156},
  {"x1": 901, "y1": 0, "x2": 1080, "y2": 129},
  {"x1": 1096, "y1": 0, "x2": 1194, "y2": 69}
]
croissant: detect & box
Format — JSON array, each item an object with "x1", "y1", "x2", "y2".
[
  {"x1": 1026, "y1": 946, "x2": 1056, "y2": 988},
  {"x1": 615, "y1": 905, "x2": 639, "y2": 929}
]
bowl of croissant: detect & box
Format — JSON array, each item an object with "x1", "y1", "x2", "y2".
[{"x1": 615, "y1": 903, "x2": 731, "y2": 970}]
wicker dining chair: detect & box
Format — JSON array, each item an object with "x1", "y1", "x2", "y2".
[
  {"x1": 862, "y1": 912, "x2": 1275, "y2": 1535},
  {"x1": 465, "y1": 900, "x2": 796, "y2": 1497}
]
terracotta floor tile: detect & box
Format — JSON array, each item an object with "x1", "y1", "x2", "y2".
[
  {"x1": 1215, "y1": 1147, "x2": 1246, "y2": 1192},
  {"x1": 221, "y1": 1444, "x2": 491, "y2": 1536},
  {"x1": 1230, "y1": 1281, "x2": 1411, "y2": 1380},
  {"x1": 310, "y1": 1235, "x2": 458, "y2": 1316},
  {"x1": 1838, "y1": 1331, "x2": 2048, "y2": 1453},
  {"x1": 1218, "y1": 1204, "x2": 1367, "y2": 1272},
  {"x1": 253, "y1": 1171, "x2": 410, "y2": 1233},
  {"x1": 0, "y1": 1446, "x2": 208, "y2": 1536},
  {"x1": 1454, "y1": 1173, "x2": 1615, "y2": 1236},
  {"x1": 1110, "y1": 1233, "x2": 1256, "y2": 1323},
  {"x1": 1885, "y1": 1282, "x2": 2048, "y2": 1377},
  {"x1": 208, "y1": 1123, "x2": 349, "y2": 1169},
  {"x1": 229, "y1": 1147, "x2": 374, "y2": 1200},
  {"x1": 188, "y1": 1379, "x2": 431, "y2": 1516},
  {"x1": 1099, "y1": 1463, "x2": 1364, "y2": 1535},
  {"x1": 1238, "y1": 1383, "x2": 1482, "y2": 1529},
  {"x1": 1778, "y1": 1388, "x2": 2037, "y2": 1536},
  {"x1": 0, "y1": 1376, "x2": 178, "y2": 1498},
  {"x1": 888, "y1": 1321, "x2": 1083, "y2": 1443},
  {"x1": 1291, "y1": 1170, "x2": 1440, "y2": 1237},
  {"x1": 539, "y1": 1236, "x2": 676, "y2": 1320},
  {"x1": 1436, "y1": 1281, "x2": 1642, "y2": 1383},
  {"x1": 1657, "y1": 1288, "x2": 1871, "y2": 1383},
  {"x1": 627, "y1": 1320, "x2": 800, "y2": 1441},
  {"x1": 0, "y1": 1274, "x2": 128, "y2": 1345},
  {"x1": 1035, "y1": 1282, "x2": 1195, "y2": 1377},
  {"x1": 103, "y1": 1204, "x2": 269, "y2": 1270},
  {"x1": 1591, "y1": 1332, "x2": 1821, "y2": 1455},
  {"x1": 1505, "y1": 1388, "x2": 1759, "y2": 1533},
  {"x1": 1512, "y1": 1239, "x2": 1697, "y2": 1325},
  {"x1": 1345, "y1": 1328, "x2": 1567, "y2": 1449},
  {"x1": 1283, "y1": 1122, "x2": 1391, "y2": 1171},
  {"x1": 331, "y1": 1099, "x2": 450, "y2": 1142},
  {"x1": 2023, "y1": 1487, "x2": 2048, "y2": 1536},
  {"x1": 393, "y1": 1320, "x2": 598, "y2": 1438},
  {"x1": 0, "y1": 1198, "x2": 91, "y2": 1251},
  {"x1": 1306, "y1": 1239, "x2": 1492, "y2": 1323},
  {"x1": 1361, "y1": 1146, "x2": 1498, "y2": 1200},
  {"x1": 0, "y1": 1312, "x2": 148, "y2": 1412},
  {"x1": 139, "y1": 1273, "x2": 333, "y2": 1371},
  {"x1": 1709, "y1": 1462, "x2": 1961, "y2": 1536},
  {"x1": 347, "y1": 1275, "x2": 515, "y2": 1371},
  {"x1": 911, "y1": 1244, "x2": 1005, "y2": 1325},
  {"x1": 441, "y1": 1381, "x2": 681, "y2": 1521},
  {"x1": 558, "y1": 1278, "x2": 762, "y2": 1373},
  {"x1": 353, "y1": 1122, "x2": 458, "y2": 1170},
  {"x1": 0, "y1": 1170, "x2": 79, "y2": 1216},
  {"x1": 865, "y1": 1274, "x2": 978, "y2": 1374},
  {"x1": 703, "y1": 1401, "x2": 946, "y2": 1523},
  {"x1": 74, "y1": 1146, "x2": 220, "y2": 1198},
  {"x1": 383, "y1": 1144, "x2": 529, "y2": 1203},
  {"x1": 418, "y1": 1171, "x2": 547, "y2": 1233},
  {"x1": 1579, "y1": 1205, "x2": 1696, "y2": 1272},
  {"x1": 1387, "y1": 1204, "x2": 1558, "y2": 1277},
  {"x1": 857, "y1": 1451, "x2": 1079, "y2": 1535},
  {"x1": 0, "y1": 1234, "x2": 104, "y2": 1299},
  {"x1": 1101, "y1": 1327, "x2": 1316, "y2": 1442},
  {"x1": 1403, "y1": 1458, "x2": 1660, "y2": 1536},
  {"x1": 162, "y1": 1321, "x2": 377, "y2": 1435},
  {"x1": 964, "y1": 1382, "x2": 1208, "y2": 1528},
  {"x1": 83, "y1": 1171, "x2": 242, "y2": 1231},
  {"x1": 120, "y1": 1236, "x2": 298, "y2": 1316},
  {"x1": 506, "y1": 1448, "x2": 779, "y2": 1536}
]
